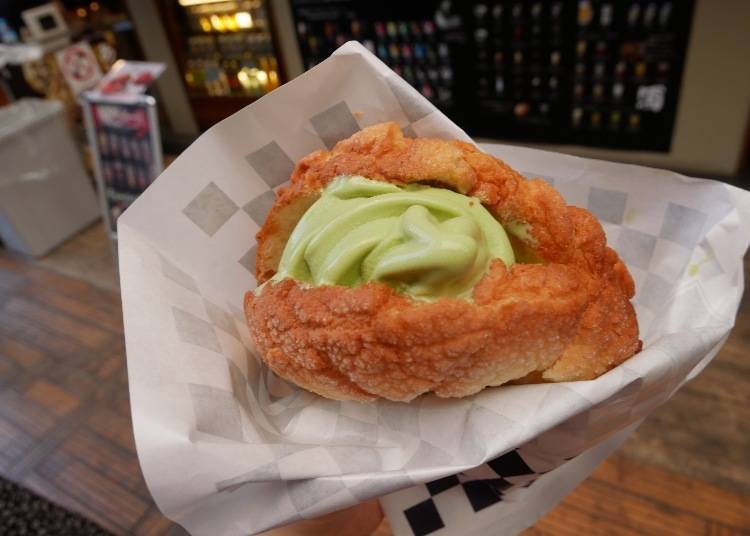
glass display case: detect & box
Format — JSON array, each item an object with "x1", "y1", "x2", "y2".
[{"x1": 158, "y1": 0, "x2": 284, "y2": 129}]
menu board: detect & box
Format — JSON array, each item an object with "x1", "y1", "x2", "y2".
[
  {"x1": 293, "y1": 2, "x2": 464, "y2": 122},
  {"x1": 290, "y1": 0, "x2": 694, "y2": 151},
  {"x1": 81, "y1": 95, "x2": 162, "y2": 238}
]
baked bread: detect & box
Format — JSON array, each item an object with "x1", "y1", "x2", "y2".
[{"x1": 244, "y1": 123, "x2": 641, "y2": 402}]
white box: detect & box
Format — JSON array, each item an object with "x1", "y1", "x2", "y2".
[{"x1": 0, "y1": 98, "x2": 99, "y2": 256}]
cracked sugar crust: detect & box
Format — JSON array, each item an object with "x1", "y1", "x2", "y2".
[{"x1": 246, "y1": 122, "x2": 640, "y2": 401}]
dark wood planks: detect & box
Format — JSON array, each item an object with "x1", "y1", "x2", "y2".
[{"x1": 0, "y1": 250, "x2": 181, "y2": 535}]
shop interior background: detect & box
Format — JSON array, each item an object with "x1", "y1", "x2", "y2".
[{"x1": 0, "y1": 1, "x2": 748, "y2": 535}]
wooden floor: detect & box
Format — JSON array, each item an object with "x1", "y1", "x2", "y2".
[
  {"x1": 0, "y1": 248, "x2": 748, "y2": 535},
  {"x1": 32, "y1": 224, "x2": 119, "y2": 293}
]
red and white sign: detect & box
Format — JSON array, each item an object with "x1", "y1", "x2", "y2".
[
  {"x1": 87, "y1": 60, "x2": 166, "y2": 101},
  {"x1": 55, "y1": 42, "x2": 102, "y2": 95}
]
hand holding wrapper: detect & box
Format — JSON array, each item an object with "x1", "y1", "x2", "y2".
[{"x1": 118, "y1": 42, "x2": 750, "y2": 535}]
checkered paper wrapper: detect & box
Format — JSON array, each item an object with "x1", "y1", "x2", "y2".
[{"x1": 118, "y1": 42, "x2": 750, "y2": 536}]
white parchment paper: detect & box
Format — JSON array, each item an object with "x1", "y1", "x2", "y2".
[{"x1": 119, "y1": 42, "x2": 750, "y2": 536}]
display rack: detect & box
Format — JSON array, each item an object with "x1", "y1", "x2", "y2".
[
  {"x1": 157, "y1": 0, "x2": 285, "y2": 129},
  {"x1": 80, "y1": 92, "x2": 163, "y2": 256},
  {"x1": 290, "y1": 0, "x2": 694, "y2": 152}
]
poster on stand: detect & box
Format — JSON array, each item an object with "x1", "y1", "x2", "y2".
[{"x1": 81, "y1": 93, "x2": 163, "y2": 243}]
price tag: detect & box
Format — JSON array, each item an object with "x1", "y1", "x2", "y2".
[{"x1": 635, "y1": 84, "x2": 667, "y2": 113}]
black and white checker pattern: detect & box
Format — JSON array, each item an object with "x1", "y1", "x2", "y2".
[{"x1": 400, "y1": 449, "x2": 555, "y2": 536}]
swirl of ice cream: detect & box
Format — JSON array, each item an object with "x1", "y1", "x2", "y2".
[{"x1": 271, "y1": 175, "x2": 515, "y2": 300}]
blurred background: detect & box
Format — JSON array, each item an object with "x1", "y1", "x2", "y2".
[{"x1": 0, "y1": 1, "x2": 747, "y2": 535}]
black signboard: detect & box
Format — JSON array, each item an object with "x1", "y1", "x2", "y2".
[{"x1": 290, "y1": 0, "x2": 694, "y2": 152}]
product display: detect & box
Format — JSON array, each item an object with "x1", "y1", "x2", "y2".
[
  {"x1": 167, "y1": 0, "x2": 280, "y2": 98},
  {"x1": 296, "y1": 11, "x2": 455, "y2": 110},
  {"x1": 158, "y1": 0, "x2": 282, "y2": 128},
  {"x1": 245, "y1": 122, "x2": 641, "y2": 402},
  {"x1": 84, "y1": 97, "x2": 162, "y2": 237},
  {"x1": 290, "y1": 0, "x2": 694, "y2": 151}
]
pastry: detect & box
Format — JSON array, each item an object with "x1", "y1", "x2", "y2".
[{"x1": 244, "y1": 122, "x2": 641, "y2": 402}]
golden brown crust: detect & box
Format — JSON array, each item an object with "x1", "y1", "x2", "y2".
[{"x1": 246, "y1": 122, "x2": 641, "y2": 401}]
